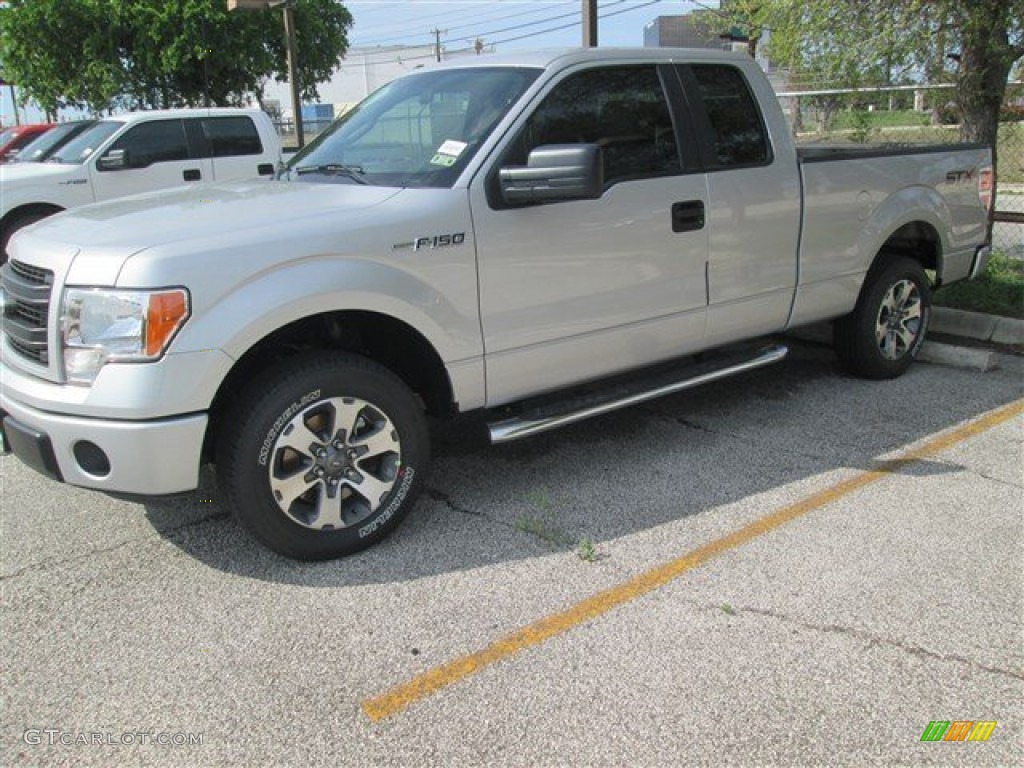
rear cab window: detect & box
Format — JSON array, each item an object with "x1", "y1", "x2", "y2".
[
  {"x1": 187, "y1": 116, "x2": 264, "y2": 158},
  {"x1": 680, "y1": 64, "x2": 772, "y2": 170}
]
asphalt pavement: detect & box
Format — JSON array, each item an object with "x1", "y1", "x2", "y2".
[{"x1": 1, "y1": 338, "x2": 1021, "y2": 767}]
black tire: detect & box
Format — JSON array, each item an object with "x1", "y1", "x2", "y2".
[
  {"x1": 834, "y1": 255, "x2": 932, "y2": 379},
  {"x1": 1, "y1": 209, "x2": 58, "y2": 265},
  {"x1": 216, "y1": 352, "x2": 430, "y2": 560}
]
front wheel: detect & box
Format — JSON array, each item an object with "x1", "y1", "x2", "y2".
[
  {"x1": 216, "y1": 352, "x2": 430, "y2": 560},
  {"x1": 834, "y1": 256, "x2": 932, "y2": 379}
]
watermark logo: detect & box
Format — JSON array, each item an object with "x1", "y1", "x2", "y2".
[{"x1": 920, "y1": 721, "x2": 996, "y2": 742}]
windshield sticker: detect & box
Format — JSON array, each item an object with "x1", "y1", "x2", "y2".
[
  {"x1": 437, "y1": 139, "x2": 467, "y2": 157},
  {"x1": 429, "y1": 153, "x2": 457, "y2": 167}
]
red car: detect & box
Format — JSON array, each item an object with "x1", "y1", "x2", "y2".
[{"x1": 0, "y1": 123, "x2": 54, "y2": 162}]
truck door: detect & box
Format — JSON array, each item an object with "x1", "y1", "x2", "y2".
[
  {"x1": 193, "y1": 116, "x2": 276, "y2": 181},
  {"x1": 470, "y1": 64, "x2": 709, "y2": 406},
  {"x1": 88, "y1": 118, "x2": 212, "y2": 200},
  {"x1": 676, "y1": 63, "x2": 801, "y2": 346}
]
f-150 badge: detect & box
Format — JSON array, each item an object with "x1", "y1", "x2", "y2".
[{"x1": 393, "y1": 233, "x2": 466, "y2": 251}]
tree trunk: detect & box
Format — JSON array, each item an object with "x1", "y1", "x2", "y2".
[{"x1": 954, "y1": 0, "x2": 1021, "y2": 220}]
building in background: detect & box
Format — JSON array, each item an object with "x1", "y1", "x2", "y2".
[{"x1": 643, "y1": 12, "x2": 731, "y2": 50}]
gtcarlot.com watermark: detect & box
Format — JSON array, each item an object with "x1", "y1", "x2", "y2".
[{"x1": 24, "y1": 729, "x2": 203, "y2": 747}]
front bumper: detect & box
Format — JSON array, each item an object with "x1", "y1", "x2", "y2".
[{"x1": 1, "y1": 392, "x2": 207, "y2": 495}]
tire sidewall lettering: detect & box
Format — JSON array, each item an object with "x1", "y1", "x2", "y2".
[
  {"x1": 358, "y1": 466, "x2": 415, "y2": 539},
  {"x1": 258, "y1": 389, "x2": 321, "y2": 467}
]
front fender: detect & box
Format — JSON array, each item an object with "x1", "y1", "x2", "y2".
[{"x1": 183, "y1": 255, "x2": 481, "y2": 365}]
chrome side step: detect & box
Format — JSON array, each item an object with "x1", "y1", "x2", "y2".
[{"x1": 488, "y1": 343, "x2": 788, "y2": 444}]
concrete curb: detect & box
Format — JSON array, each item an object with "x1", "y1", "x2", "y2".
[
  {"x1": 932, "y1": 307, "x2": 1024, "y2": 346},
  {"x1": 785, "y1": 314, "x2": 1021, "y2": 374}
]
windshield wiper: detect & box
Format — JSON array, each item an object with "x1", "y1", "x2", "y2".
[{"x1": 293, "y1": 163, "x2": 367, "y2": 184}]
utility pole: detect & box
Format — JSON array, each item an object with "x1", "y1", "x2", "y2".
[
  {"x1": 582, "y1": 0, "x2": 598, "y2": 47},
  {"x1": 431, "y1": 28, "x2": 447, "y2": 62},
  {"x1": 227, "y1": 0, "x2": 304, "y2": 148},
  {"x1": 281, "y1": 2, "x2": 304, "y2": 148}
]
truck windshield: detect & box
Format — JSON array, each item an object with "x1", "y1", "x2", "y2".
[
  {"x1": 286, "y1": 66, "x2": 540, "y2": 188},
  {"x1": 15, "y1": 120, "x2": 97, "y2": 162},
  {"x1": 47, "y1": 121, "x2": 122, "y2": 165}
]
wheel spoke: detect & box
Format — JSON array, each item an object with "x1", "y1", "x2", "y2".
[
  {"x1": 276, "y1": 421, "x2": 322, "y2": 458},
  {"x1": 894, "y1": 322, "x2": 916, "y2": 351},
  {"x1": 352, "y1": 425, "x2": 399, "y2": 459},
  {"x1": 312, "y1": 486, "x2": 346, "y2": 530},
  {"x1": 272, "y1": 470, "x2": 319, "y2": 508},
  {"x1": 343, "y1": 472, "x2": 391, "y2": 510},
  {"x1": 333, "y1": 399, "x2": 366, "y2": 442}
]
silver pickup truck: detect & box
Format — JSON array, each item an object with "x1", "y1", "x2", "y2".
[{"x1": 0, "y1": 49, "x2": 993, "y2": 560}]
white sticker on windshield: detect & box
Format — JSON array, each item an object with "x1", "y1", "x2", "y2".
[{"x1": 437, "y1": 139, "x2": 467, "y2": 157}]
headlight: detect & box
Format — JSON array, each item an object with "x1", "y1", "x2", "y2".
[{"x1": 61, "y1": 288, "x2": 190, "y2": 383}]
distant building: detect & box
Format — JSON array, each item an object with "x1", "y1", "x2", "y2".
[{"x1": 643, "y1": 12, "x2": 731, "y2": 50}]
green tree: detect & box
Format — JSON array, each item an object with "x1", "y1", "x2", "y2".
[
  {"x1": 715, "y1": 0, "x2": 1021, "y2": 206},
  {"x1": 0, "y1": 0, "x2": 353, "y2": 113}
]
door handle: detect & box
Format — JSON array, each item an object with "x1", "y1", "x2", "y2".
[
  {"x1": 183, "y1": 169, "x2": 201, "y2": 182},
  {"x1": 671, "y1": 200, "x2": 705, "y2": 233}
]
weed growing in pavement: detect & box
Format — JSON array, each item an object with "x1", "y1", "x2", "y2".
[
  {"x1": 720, "y1": 603, "x2": 737, "y2": 616},
  {"x1": 576, "y1": 537, "x2": 600, "y2": 562}
]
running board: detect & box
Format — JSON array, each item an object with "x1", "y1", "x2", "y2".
[{"x1": 488, "y1": 343, "x2": 788, "y2": 444}]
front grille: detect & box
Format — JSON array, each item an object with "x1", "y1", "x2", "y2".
[{"x1": 2, "y1": 260, "x2": 54, "y2": 365}]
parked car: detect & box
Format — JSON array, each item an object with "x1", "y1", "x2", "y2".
[
  {"x1": 0, "y1": 123, "x2": 54, "y2": 162},
  {"x1": 0, "y1": 49, "x2": 992, "y2": 560},
  {"x1": 9, "y1": 119, "x2": 97, "y2": 163},
  {"x1": 0, "y1": 107, "x2": 281, "y2": 262}
]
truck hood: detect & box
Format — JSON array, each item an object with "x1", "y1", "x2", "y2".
[
  {"x1": 0, "y1": 161, "x2": 77, "y2": 184},
  {"x1": 28, "y1": 179, "x2": 402, "y2": 250}
]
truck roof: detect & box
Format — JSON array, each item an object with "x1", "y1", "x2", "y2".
[
  {"x1": 429, "y1": 46, "x2": 749, "y2": 71},
  {"x1": 99, "y1": 107, "x2": 269, "y2": 124}
]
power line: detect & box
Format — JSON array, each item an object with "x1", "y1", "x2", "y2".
[{"x1": 356, "y1": 2, "x2": 574, "y2": 46}]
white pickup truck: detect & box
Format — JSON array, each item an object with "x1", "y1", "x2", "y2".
[
  {"x1": 0, "y1": 49, "x2": 993, "y2": 560},
  {"x1": 0, "y1": 107, "x2": 281, "y2": 262}
]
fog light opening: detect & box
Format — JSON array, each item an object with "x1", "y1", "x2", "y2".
[{"x1": 73, "y1": 441, "x2": 111, "y2": 477}]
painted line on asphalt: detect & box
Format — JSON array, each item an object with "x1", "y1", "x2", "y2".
[{"x1": 362, "y1": 398, "x2": 1024, "y2": 722}]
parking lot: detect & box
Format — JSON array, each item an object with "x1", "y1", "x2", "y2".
[{"x1": 2, "y1": 338, "x2": 1021, "y2": 767}]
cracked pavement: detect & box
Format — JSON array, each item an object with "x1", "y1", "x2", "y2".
[{"x1": 1, "y1": 340, "x2": 1021, "y2": 766}]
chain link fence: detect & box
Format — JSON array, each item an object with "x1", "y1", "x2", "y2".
[{"x1": 779, "y1": 84, "x2": 1023, "y2": 258}]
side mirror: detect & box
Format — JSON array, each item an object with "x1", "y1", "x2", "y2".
[
  {"x1": 97, "y1": 149, "x2": 128, "y2": 171},
  {"x1": 499, "y1": 144, "x2": 603, "y2": 205}
]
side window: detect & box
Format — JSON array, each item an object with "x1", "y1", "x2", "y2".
[
  {"x1": 689, "y1": 65, "x2": 770, "y2": 168},
  {"x1": 202, "y1": 116, "x2": 264, "y2": 157},
  {"x1": 510, "y1": 66, "x2": 680, "y2": 185},
  {"x1": 107, "y1": 120, "x2": 188, "y2": 167}
]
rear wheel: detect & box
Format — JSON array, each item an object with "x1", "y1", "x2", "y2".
[
  {"x1": 216, "y1": 352, "x2": 429, "y2": 560},
  {"x1": 834, "y1": 256, "x2": 931, "y2": 379}
]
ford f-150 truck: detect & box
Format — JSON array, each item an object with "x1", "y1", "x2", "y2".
[
  {"x1": 0, "y1": 49, "x2": 993, "y2": 560},
  {"x1": 0, "y1": 107, "x2": 281, "y2": 263}
]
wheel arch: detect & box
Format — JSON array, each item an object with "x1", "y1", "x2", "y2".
[{"x1": 204, "y1": 309, "x2": 456, "y2": 461}]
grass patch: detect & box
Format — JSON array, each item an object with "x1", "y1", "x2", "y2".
[{"x1": 934, "y1": 252, "x2": 1024, "y2": 318}]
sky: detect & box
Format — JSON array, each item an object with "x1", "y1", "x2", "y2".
[
  {"x1": 344, "y1": 0, "x2": 705, "y2": 51},
  {"x1": 1, "y1": 1, "x2": 711, "y2": 124}
]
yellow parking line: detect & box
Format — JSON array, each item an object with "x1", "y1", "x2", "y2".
[{"x1": 362, "y1": 398, "x2": 1024, "y2": 722}]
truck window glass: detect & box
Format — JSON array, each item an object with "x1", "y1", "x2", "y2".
[
  {"x1": 45, "y1": 121, "x2": 122, "y2": 164},
  {"x1": 690, "y1": 65, "x2": 769, "y2": 167},
  {"x1": 508, "y1": 65, "x2": 681, "y2": 185},
  {"x1": 287, "y1": 67, "x2": 540, "y2": 188},
  {"x1": 107, "y1": 120, "x2": 189, "y2": 167},
  {"x1": 202, "y1": 116, "x2": 263, "y2": 157}
]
